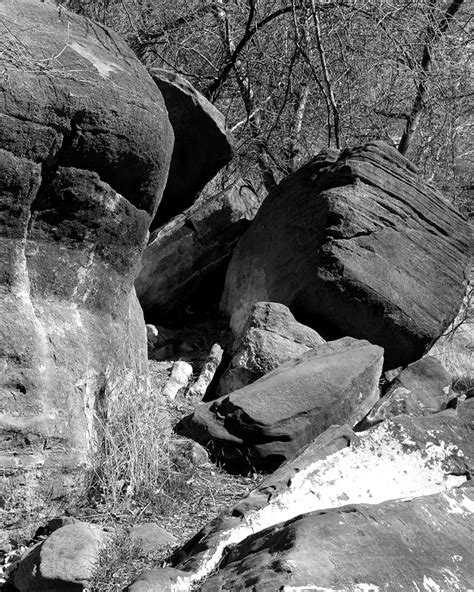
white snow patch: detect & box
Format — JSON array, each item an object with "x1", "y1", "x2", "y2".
[
  {"x1": 281, "y1": 586, "x2": 380, "y2": 592},
  {"x1": 168, "y1": 422, "x2": 469, "y2": 591},
  {"x1": 69, "y1": 42, "x2": 123, "y2": 78},
  {"x1": 423, "y1": 575, "x2": 442, "y2": 591}
]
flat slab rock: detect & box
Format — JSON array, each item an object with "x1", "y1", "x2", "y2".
[
  {"x1": 200, "y1": 486, "x2": 474, "y2": 591},
  {"x1": 221, "y1": 141, "x2": 471, "y2": 369},
  {"x1": 178, "y1": 337, "x2": 383, "y2": 469},
  {"x1": 132, "y1": 402, "x2": 474, "y2": 591},
  {"x1": 216, "y1": 301, "x2": 325, "y2": 397}
]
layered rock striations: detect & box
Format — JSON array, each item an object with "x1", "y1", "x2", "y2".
[{"x1": 221, "y1": 141, "x2": 471, "y2": 369}]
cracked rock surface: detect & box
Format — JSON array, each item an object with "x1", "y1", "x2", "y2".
[
  {"x1": 0, "y1": 0, "x2": 173, "y2": 522},
  {"x1": 221, "y1": 141, "x2": 471, "y2": 369}
]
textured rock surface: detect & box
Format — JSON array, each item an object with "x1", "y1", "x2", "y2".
[
  {"x1": 217, "y1": 301, "x2": 325, "y2": 397},
  {"x1": 0, "y1": 0, "x2": 173, "y2": 517},
  {"x1": 136, "y1": 179, "x2": 263, "y2": 323},
  {"x1": 14, "y1": 522, "x2": 109, "y2": 592},
  {"x1": 200, "y1": 486, "x2": 474, "y2": 591},
  {"x1": 129, "y1": 523, "x2": 176, "y2": 555},
  {"x1": 221, "y1": 141, "x2": 471, "y2": 369},
  {"x1": 125, "y1": 567, "x2": 189, "y2": 592},
  {"x1": 150, "y1": 68, "x2": 233, "y2": 226},
  {"x1": 362, "y1": 355, "x2": 452, "y2": 427},
  {"x1": 178, "y1": 337, "x2": 383, "y2": 468},
  {"x1": 139, "y1": 402, "x2": 474, "y2": 590}
]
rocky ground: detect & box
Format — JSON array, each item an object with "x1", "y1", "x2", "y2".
[{"x1": 1, "y1": 3, "x2": 472, "y2": 591}]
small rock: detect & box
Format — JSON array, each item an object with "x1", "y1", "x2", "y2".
[
  {"x1": 146, "y1": 324, "x2": 176, "y2": 349},
  {"x1": 14, "y1": 522, "x2": 109, "y2": 592},
  {"x1": 190, "y1": 442, "x2": 210, "y2": 467},
  {"x1": 129, "y1": 524, "x2": 176, "y2": 555},
  {"x1": 162, "y1": 361, "x2": 194, "y2": 400},
  {"x1": 189, "y1": 343, "x2": 224, "y2": 399}
]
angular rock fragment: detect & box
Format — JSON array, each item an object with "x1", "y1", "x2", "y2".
[
  {"x1": 14, "y1": 522, "x2": 109, "y2": 592},
  {"x1": 189, "y1": 343, "x2": 224, "y2": 400},
  {"x1": 136, "y1": 180, "x2": 263, "y2": 322},
  {"x1": 178, "y1": 337, "x2": 383, "y2": 469},
  {"x1": 150, "y1": 68, "x2": 234, "y2": 226},
  {"x1": 361, "y1": 355, "x2": 452, "y2": 427},
  {"x1": 217, "y1": 301, "x2": 325, "y2": 397},
  {"x1": 221, "y1": 142, "x2": 471, "y2": 369}
]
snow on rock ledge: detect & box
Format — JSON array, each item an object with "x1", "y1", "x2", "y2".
[{"x1": 131, "y1": 402, "x2": 473, "y2": 591}]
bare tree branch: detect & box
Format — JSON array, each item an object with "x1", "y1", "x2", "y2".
[{"x1": 398, "y1": 0, "x2": 464, "y2": 155}]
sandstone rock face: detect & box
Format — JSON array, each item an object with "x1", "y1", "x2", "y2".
[
  {"x1": 140, "y1": 403, "x2": 473, "y2": 590},
  {"x1": 0, "y1": 0, "x2": 173, "y2": 511},
  {"x1": 217, "y1": 301, "x2": 325, "y2": 397},
  {"x1": 14, "y1": 522, "x2": 109, "y2": 592},
  {"x1": 178, "y1": 337, "x2": 383, "y2": 469},
  {"x1": 136, "y1": 180, "x2": 263, "y2": 323},
  {"x1": 150, "y1": 68, "x2": 234, "y2": 227},
  {"x1": 221, "y1": 142, "x2": 471, "y2": 369},
  {"x1": 362, "y1": 355, "x2": 452, "y2": 427},
  {"x1": 200, "y1": 487, "x2": 474, "y2": 591}
]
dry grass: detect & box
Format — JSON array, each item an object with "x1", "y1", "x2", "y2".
[
  {"x1": 78, "y1": 358, "x2": 259, "y2": 591},
  {"x1": 87, "y1": 531, "x2": 175, "y2": 592}
]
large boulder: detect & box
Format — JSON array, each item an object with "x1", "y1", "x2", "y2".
[
  {"x1": 136, "y1": 179, "x2": 263, "y2": 323},
  {"x1": 221, "y1": 142, "x2": 471, "y2": 369},
  {"x1": 217, "y1": 301, "x2": 325, "y2": 397},
  {"x1": 178, "y1": 337, "x2": 383, "y2": 469},
  {"x1": 199, "y1": 487, "x2": 474, "y2": 591},
  {"x1": 150, "y1": 68, "x2": 234, "y2": 227},
  {"x1": 0, "y1": 0, "x2": 173, "y2": 523}
]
